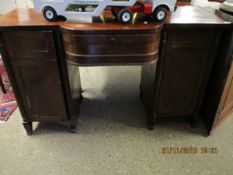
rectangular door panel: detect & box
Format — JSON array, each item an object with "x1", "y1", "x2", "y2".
[
  {"x1": 12, "y1": 61, "x2": 66, "y2": 121},
  {"x1": 156, "y1": 29, "x2": 218, "y2": 117},
  {"x1": 2, "y1": 30, "x2": 67, "y2": 121}
]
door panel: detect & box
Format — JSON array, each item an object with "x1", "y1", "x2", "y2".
[
  {"x1": 13, "y1": 61, "x2": 66, "y2": 120},
  {"x1": 156, "y1": 29, "x2": 218, "y2": 116}
]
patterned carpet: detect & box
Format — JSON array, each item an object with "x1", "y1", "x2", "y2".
[{"x1": 0, "y1": 57, "x2": 17, "y2": 123}]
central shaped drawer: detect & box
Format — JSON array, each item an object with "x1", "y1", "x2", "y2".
[{"x1": 62, "y1": 31, "x2": 161, "y2": 65}]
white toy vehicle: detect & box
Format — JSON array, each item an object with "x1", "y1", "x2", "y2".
[
  {"x1": 220, "y1": 0, "x2": 233, "y2": 13},
  {"x1": 32, "y1": 0, "x2": 177, "y2": 23}
]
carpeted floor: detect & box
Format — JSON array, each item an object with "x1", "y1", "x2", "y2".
[
  {"x1": 0, "y1": 66, "x2": 232, "y2": 175},
  {"x1": 0, "y1": 57, "x2": 17, "y2": 123},
  {"x1": 0, "y1": 91, "x2": 17, "y2": 123}
]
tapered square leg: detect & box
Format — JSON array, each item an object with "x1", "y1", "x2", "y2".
[
  {"x1": 140, "y1": 62, "x2": 157, "y2": 130},
  {"x1": 190, "y1": 114, "x2": 199, "y2": 128},
  {"x1": 139, "y1": 84, "x2": 143, "y2": 99},
  {"x1": 148, "y1": 120, "x2": 154, "y2": 130},
  {"x1": 69, "y1": 116, "x2": 77, "y2": 133},
  {"x1": 23, "y1": 122, "x2": 33, "y2": 136},
  {"x1": 147, "y1": 110, "x2": 156, "y2": 130}
]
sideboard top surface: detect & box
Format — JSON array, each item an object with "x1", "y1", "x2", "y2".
[
  {"x1": 0, "y1": 6, "x2": 232, "y2": 31},
  {"x1": 168, "y1": 6, "x2": 228, "y2": 24},
  {"x1": 0, "y1": 8, "x2": 162, "y2": 32}
]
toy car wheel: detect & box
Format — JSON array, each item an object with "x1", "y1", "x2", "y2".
[
  {"x1": 153, "y1": 7, "x2": 167, "y2": 22},
  {"x1": 118, "y1": 9, "x2": 133, "y2": 24},
  {"x1": 43, "y1": 7, "x2": 58, "y2": 21}
]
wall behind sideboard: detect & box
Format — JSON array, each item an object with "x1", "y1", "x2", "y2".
[
  {"x1": 0, "y1": 0, "x2": 15, "y2": 15},
  {"x1": 0, "y1": 0, "x2": 33, "y2": 15}
]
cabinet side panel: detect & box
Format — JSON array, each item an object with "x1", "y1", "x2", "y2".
[{"x1": 201, "y1": 30, "x2": 233, "y2": 134}]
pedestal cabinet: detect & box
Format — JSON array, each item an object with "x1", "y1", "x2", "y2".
[
  {"x1": 141, "y1": 28, "x2": 221, "y2": 129},
  {"x1": 140, "y1": 7, "x2": 233, "y2": 131},
  {"x1": 0, "y1": 28, "x2": 77, "y2": 135}
]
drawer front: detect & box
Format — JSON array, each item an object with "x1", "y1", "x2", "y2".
[
  {"x1": 63, "y1": 33, "x2": 158, "y2": 45},
  {"x1": 2, "y1": 31, "x2": 57, "y2": 60},
  {"x1": 62, "y1": 32, "x2": 160, "y2": 65}
]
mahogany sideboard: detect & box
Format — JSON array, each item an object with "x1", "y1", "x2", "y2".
[{"x1": 0, "y1": 7, "x2": 232, "y2": 135}]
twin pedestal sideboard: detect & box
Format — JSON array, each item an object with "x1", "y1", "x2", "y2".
[{"x1": 0, "y1": 7, "x2": 233, "y2": 135}]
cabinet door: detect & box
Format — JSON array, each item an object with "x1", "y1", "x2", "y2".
[
  {"x1": 155, "y1": 29, "x2": 219, "y2": 117},
  {"x1": 2, "y1": 30, "x2": 67, "y2": 121}
]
